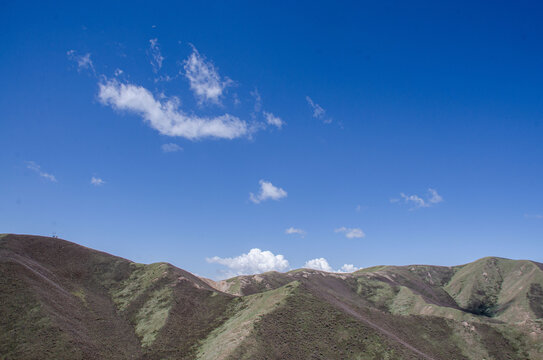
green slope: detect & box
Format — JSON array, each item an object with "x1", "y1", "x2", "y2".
[{"x1": 1, "y1": 234, "x2": 542, "y2": 359}]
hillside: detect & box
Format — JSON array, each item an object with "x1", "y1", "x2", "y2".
[{"x1": 1, "y1": 234, "x2": 542, "y2": 359}]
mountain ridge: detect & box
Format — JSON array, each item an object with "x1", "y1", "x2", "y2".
[{"x1": 1, "y1": 233, "x2": 542, "y2": 359}]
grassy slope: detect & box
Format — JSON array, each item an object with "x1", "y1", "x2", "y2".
[
  {"x1": 0, "y1": 234, "x2": 142, "y2": 359},
  {"x1": 0, "y1": 234, "x2": 234, "y2": 360},
  {"x1": 1, "y1": 234, "x2": 543, "y2": 359},
  {"x1": 213, "y1": 261, "x2": 543, "y2": 359},
  {"x1": 197, "y1": 281, "x2": 299, "y2": 360},
  {"x1": 230, "y1": 284, "x2": 416, "y2": 360},
  {"x1": 445, "y1": 257, "x2": 543, "y2": 322}
]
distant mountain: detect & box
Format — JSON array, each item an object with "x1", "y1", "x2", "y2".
[{"x1": 1, "y1": 234, "x2": 542, "y2": 359}]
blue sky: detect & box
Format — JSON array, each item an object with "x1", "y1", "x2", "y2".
[{"x1": 2, "y1": 1, "x2": 542, "y2": 278}]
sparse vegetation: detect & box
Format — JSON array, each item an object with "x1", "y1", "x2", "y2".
[
  {"x1": 134, "y1": 286, "x2": 173, "y2": 347},
  {"x1": 1, "y1": 234, "x2": 542, "y2": 359}
]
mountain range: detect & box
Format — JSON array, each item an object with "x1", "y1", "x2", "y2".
[{"x1": 1, "y1": 234, "x2": 542, "y2": 359}]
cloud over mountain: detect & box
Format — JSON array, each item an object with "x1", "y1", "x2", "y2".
[{"x1": 207, "y1": 248, "x2": 289, "y2": 276}]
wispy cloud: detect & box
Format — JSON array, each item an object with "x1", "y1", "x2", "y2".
[
  {"x1": 335, "y1": 227, "x2": 365, "y2": 239},
  {"x1": 249, "y1": 180, "x2": 287, "y2": 204},
  {"x1": 355, "y1": 205, "x2": 368, "y2": 212},
  {"x1": 161, "y1": 143, "x2": 183, "y2": 153},
  {"x1": 149, "y1": 38, "x2": 164, "y2": 73},
  {"x1": 183, "y1": 46, "x2": 232, "y2": 104},
  {"x1": 394, "y1": 188, "x2": 443, "y2": 209},
  {"x1": 306, "y1": 96, "x2": 331, "y2": 123},
  {"x1": 90, "y1": 177, "x2": 105, "y2": 186},
  {"x1": 26, "y1": 161, "x2": 57, "y2": 182},
  {"x1": 98, "y1": 79, "x2": 248, "y2": 140},
  {"x1": 263, "y1": 111, "x2": 284, "y2": 129},
  {"x1": 285, "y1": 227, "x2": 306, "y2": 237},
  {"x1": 525, "y1": 214, "x2": 543, "y2": 219},
  {"x1": 304, "y1": 258, "x2": 359, "y2": 273},
  {"x1": 207, "y1": 248, "x2": 289, "y2": 277},
  {"x1": 67, "y1": 50, "x2": 95, "y2": 73},
  {"x1": 250, "y1": 88, "x2": 262, "y2": 112}
]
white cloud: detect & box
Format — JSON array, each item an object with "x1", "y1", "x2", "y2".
[
  {"x1": 428, "y1": 188, "x2": 443, "y2": 204},
  {"x1": 340, "y1": 264, "x2": 359, "y2": 272},
  {"x1": 304, "y1": 257, "x2": 360, "y2": 273},
  {"x1": 207, "y1": 248, "x2": 289, "y2": 276},
  {"x1": 335, "y1": 227, "x2": 365, "y2": 239},
  {"x1": 399, "y1": 193, "x2": 426, "y2": 207},
  {"x1": 397, "y1": 188, "x2": 444, "y2": 209},
  {"x1": 149, "y1": 38, "x2": 164, "y2": 73},
  {"x1": 90, "y1": 177, "x2": 105, "y2": 186},
  {"x1": 249, "y1": 180, "x2": 287, "y2": 204},
  {"x1": 183, "y1": 46, "x2": 232, "y2": 104},
  {"x1": 98, "y1": 79, "x2": 248, "y2": 140},
  {"x1": 67, "y1": 50, "x2": 94, "y2": 72},
  {"x1": 285, "y1": 227, "x2": 306, "y2": 237},
  {"x1": 525, "y1": 214, "x2": 543, "y2": 219},
  {"x1": 26, "y1": 161, "x2": 57, "y2": 182},
  {"x1": 304, "y1": 258, "x2": 333, "y2": 272},
  {"x1": 263, "y1": 111, "x2": 284, "y2": 129},
  {"x1": 161, "y1": 143, "x2": 183, "y2": 153},
  {"x1": 306, "y1": 96, "x2": 331, "y2": 123},
  {"x1": 114, "y1": 68, "x2": 123, "y2": 76}
]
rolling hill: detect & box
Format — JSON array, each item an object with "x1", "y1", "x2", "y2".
[{"x1": 1, "y1": 234, "x2": 542, "y2": 359}]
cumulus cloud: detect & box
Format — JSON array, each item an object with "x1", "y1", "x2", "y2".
[
  {"x1": 304, "y1": 258, "x2": 360, "y2": 273},
  {"x1": 149, "y1": 38, "x2": 164, "y2": 73},
  {"x1": 285, "y1": 227, "x2": 306, "y2": 237},
  {"x1": 207, "y1": 248, "x2": 289, "y2": 277},
  {"x1": 98, "y1": 79, "x2": 248, "y2": 140},
  {"x1": 396, "y1": 188, "x2": 444, "y2": 209},
  {"x1": 263, "y1": 111, "x2": 284, "y2": 129},
  {"x1": 183, "y1": 46, "x2": 232, "y2": 104},
  {"x1": 340, "y1": 264, "x2": 359, "y2": 272},
  {"x1": 249, "y1": 180, "x2": 287, "y2": 204},
  {"x1": 161, "y1": 143, "x2": 183, "y2": 153},
  {"x1": 335, "y1": 227, "x2": 365, "y2": 239},
  {"x1": 67, "y1": 50, "x2": 94, "y2": 72},
  {"x1": 306, "y1": 96, "x2": 331, "y2": 123},
  {"x1": 90, "y1": 177, "x2": 105, "y2": 186},
  {"x1": 26, "y1": 161, "x2": 57, "y2": 182},
  {"x1": 304, "y1": 258, "x2": 333, "y2": 272}
]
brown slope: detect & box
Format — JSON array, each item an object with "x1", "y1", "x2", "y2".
[
  {"x1": 223, "y1": 271, "x2": 534, "y2": 359},
  {"x1": 209, "y1": 265, "x2": 541, "y2": 359},
  {"x1": 2, "y1": 234, "x2": 541, "y2": 359},
  {"x1": 0, "y1": 234, "x2": 235, "y2": 360},
  {"x1": 0, "y1": 234, "x2": 142, "y2": 359}
]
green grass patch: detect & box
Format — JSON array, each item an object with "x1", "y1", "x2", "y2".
[
  {"x1": 134, "y1": 286, "x2": 173, "y2": 348},
  {"x1": 196, "y1": 281, "x2": 299, "y2": 360},
  {"x1": 110, "y1": 262, "x2": 170, "y2": 311},
  {"x1": 224, "y1": 277, "x2": 241, "y2": 295}
]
